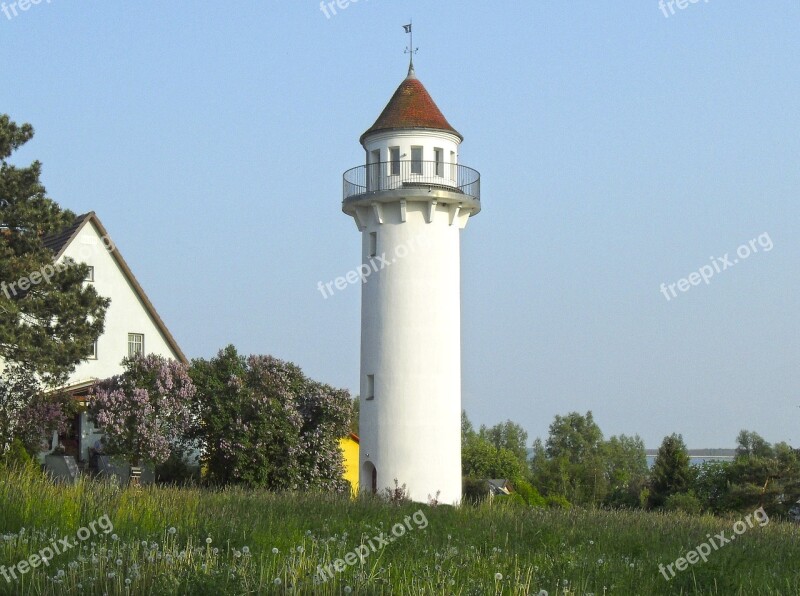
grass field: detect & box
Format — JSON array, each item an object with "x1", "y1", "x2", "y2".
[{"x1": 1, "y1": 466, "x2": 799, "y2": 595}]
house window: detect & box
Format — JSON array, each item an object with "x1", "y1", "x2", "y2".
[
  {"x1": 128, "y1": 333, "x2": 144, "y2": 357},
  {"x1": 434, "y1": 148, "x2": 444, "y2": 176},
  {"x1": 411, "y1": 146, "x2": 423, "y2": 174},
  {"x1": 450, "y1": 151, "x2": 457, "y2": 179},
  {"x1": 389, "y1": 147, "x2": 400, "y2": 176},
  {"x1": 85, "y1": 266, "x2": 94, "y2": 282},
  {"x1": 88, "y1": 340, "x2": 98, "y2": 360},
  {"x1": 366, "y1": 374, "x2": 375, "y2": 401},
  {"x1": 369, "y1": 232, "x2": 377, "y2": 258}
]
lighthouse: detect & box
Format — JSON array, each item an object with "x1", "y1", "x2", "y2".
[{"x1": 341, "y1": 61, "x2": 481, "y2": 504}]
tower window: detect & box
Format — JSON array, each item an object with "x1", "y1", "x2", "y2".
[
  {"x1": 411, "y1": 146, "x2": 423, "y2": 174},
  {"x1": 85, "y1": 266, "x2": 94, "y2": 282},
  {"x1": 389, "y1": 147, "x2": 400, "y2": 176},
  {"x1": 434, "y1": 148, "x2": 444, "y2": 176},
  {"x1": 369, "y1": 232, "x2": 377, "y2": 258},
  {"x1": 368, "y1": 150, "x2": 381, "y2": 190},
  {"x1": 366, "y1": 374, "x2": 375, "y2": 401},
  {"x1": 128, "y1": 333, "x2": 144, "y2": 357}
]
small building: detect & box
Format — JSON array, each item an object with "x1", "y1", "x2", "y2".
[{"x1": 339, "y1": 433, "x2": 360, "y2": 495}]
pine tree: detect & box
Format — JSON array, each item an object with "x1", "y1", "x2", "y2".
[
  {"x1": 648, "y1": 433, "x2": 692, "y2": 508},
  {"x1": 0, "y1": 114, "x2": 109, "y2": 385}
]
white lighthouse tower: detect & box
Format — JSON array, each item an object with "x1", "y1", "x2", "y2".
[{"x1": 342, "y1": 61, "x2": 481, "y2": 505}]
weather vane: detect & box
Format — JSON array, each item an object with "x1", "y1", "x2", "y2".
[{"x1": 403, "y1": 21, "x2": 418, "y2": 68}]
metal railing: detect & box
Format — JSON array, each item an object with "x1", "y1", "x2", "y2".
[{"x1": 343, "y1": 160, "x2": 480, "y2": 202}]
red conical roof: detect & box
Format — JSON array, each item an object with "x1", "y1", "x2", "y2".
[{"x1": 360, "y1": 65, "x2": 462, "y2": 145}]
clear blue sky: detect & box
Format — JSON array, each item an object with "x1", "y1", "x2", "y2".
[{"x1": 2, "y1": 1, "x2": 798, "y2": 448}]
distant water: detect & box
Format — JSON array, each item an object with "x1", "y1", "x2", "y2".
[{"x1": 646, "y1": 455, "x2": 734, "y2": 468}]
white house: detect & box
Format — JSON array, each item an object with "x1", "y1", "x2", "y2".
[
  {"x1": 40, "y1": 212, "x2": 187, "y2": 462},
  {"x1": 341, "y1": 63, "x2": 481, "y2": 504}
]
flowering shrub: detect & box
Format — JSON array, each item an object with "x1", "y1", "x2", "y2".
[
  {"x1": 190, "y1": 346, "x2": 351, "y2": 491},
  {"x1": 0, "y1": 365, "x2": 69, "y2": 455},
  {"x1": 89, "y1": 355, "x2": 195, "y2": 466}
]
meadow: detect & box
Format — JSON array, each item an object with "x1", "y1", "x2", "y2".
[{"x1": 0, "y1": 466, "x2": 799, "y2": 595}]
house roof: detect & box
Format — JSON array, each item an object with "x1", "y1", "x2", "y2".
[
  {"x1": 43, "y1": 212, "x2": 188, "y2": 364},
  {"x1": 360, "y1": 65, "x2": 462, "y2": 145}
]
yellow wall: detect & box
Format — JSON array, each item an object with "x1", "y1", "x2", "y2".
[{"x1": 340, "y1": 435, "x2": 359, "y2": 495}]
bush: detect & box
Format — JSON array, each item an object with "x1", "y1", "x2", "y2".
[
  {"x1": 0, "y1": 438, "x2": 38, "y2": 471},
  {"x1": 514, "y1": 478, "x2": 547, "y2": 508},
  {"x1": 462, "y1": 477, "x2": 489, "y2": 505},
  {"x1": 545, "y1": 494, "x2": 572, "y2": 509},
  {"x1": 665, "y1": 491, "x2": 703, "y2": 514},
  {"x1": 155, "y1": 450, "x2": 200, "y2": 485},
  {"x1": 495, "y1": 492, "x2": 527, "y2": 508}
]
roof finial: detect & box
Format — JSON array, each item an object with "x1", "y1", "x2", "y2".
[{"x1": 403, "y1": 21, "x2": 417, "y2": 75}]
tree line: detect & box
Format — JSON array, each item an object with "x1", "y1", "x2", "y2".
[{"x1": 461, "y1": 410, "x2": 800, "y2": 519}]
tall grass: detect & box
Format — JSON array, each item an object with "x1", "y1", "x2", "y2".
[{"x1": 0, "y1": 465, "x2": 799, "y2": 594}]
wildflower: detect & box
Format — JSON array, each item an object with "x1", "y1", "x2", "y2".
[
  {"x1": 168, "y1": 527, "x2": 177, "y2": 535},
  {"x1": 234, "y1": 550, "x2": 241, "y2": 558},
  {"x1": 495, "y1": 573, "x2": 503, "y2": 581},
  {"x1": 116, "y1": 559, "x2": 123, "y2": 566},
  {"x1": 344, "y1": 587, "x2": 353, "y2": 594},
  {"x1": 297, "y1": 546, "x2": 304, "y2": 553},
  {"x1": 272, "y1": 547, "x2": 279, "y2": 554},
  {"x1": 597, "y1": 559, "x2": 604, "y2": 565},
  {"x1": 213, "y1": 548, "x2": 219, "y2": 555},
  {"x1": 57, "y1": 570, "x2": 65, "y2": 578},
  {"x1": 125, "y1": 578, "x2": 132, "y2": 586},
  {"x1": 107, "y1": 572, "x2": 116, "y2": 579},
  {"x1": 242, "y1": 546, "x2": 250, "y2": 555},
  {"x1": 165, "y1": 555, "x2": 173, "y2": 564},
  {"x1": 538, "y1": 591, "x2": 549, "y2": 596},
  {"x1": 206, "y1": 537, "x2": 213, "y2": 544},
  {"x1": 111, "y1": 534, "x2": 119, "y2": 541},
  {"x1": 589, "y1": 540, "x2": 594, "y2": 545},
  {"x1": 274, "y1": 578, "x2": 282, "y2": 586},
  {"x1": 141, "y1": 541, "x2": 148, "y2": 547}
]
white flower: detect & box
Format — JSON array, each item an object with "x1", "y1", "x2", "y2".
[
  {"x1": 272, "y1": 547, "x2": 279, "y2": 554},
  {"x1": 168, "y1": 527, "x2": 177, "y2": 535},
  {"x1": 57, "y1": 569, "x2": 65, "y2": 578},
  {"x1": 125, "y1": 578, "x2": 132, "y2": 585},
  {"x1": 141, "y1": 541, "x2": 148, "y2": 547},
  {"x1": 297, "y1": 546, "x2": 304, "y2": 553},
  {"x1": 274, "y1": 578, "x2": 282, "y2": 586},
  {"x1": 116, "y1": 559, "x2": 122, "y2": 566},
  {"x1": 111, "y1": 534, "x2": 119, "y2": 541},
  {"x1": 597, "y1": 558, "x2": 604, "y2": 565},
  {"x1": 538, "y1": 591, "x2": 549, "y2": 596},
  {"x1": 344, "y1": 587, "x2": 352, "y2": 594},
  {"x1": 206, "y1": 537, "x2": 213, "y2": 544},
  {"x1": 494, "y1": 572, "x2": 503, "y2": 581}
]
